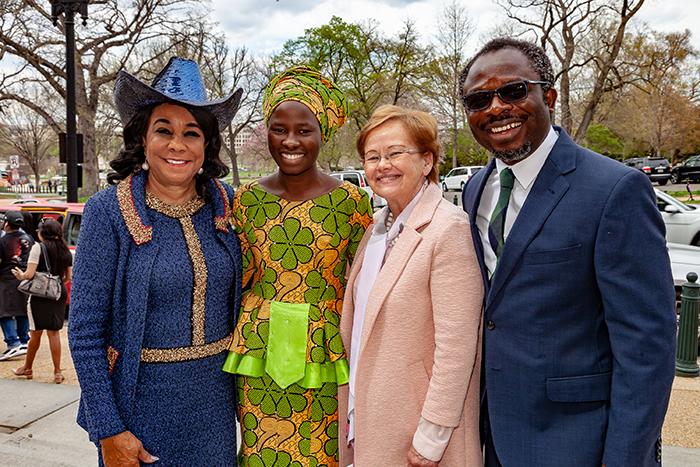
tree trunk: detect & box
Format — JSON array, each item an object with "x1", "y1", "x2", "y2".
[
  {"x1": 559, "y1": 70, "x2": 573, "y2": 134},
  {"x1": 78, "y1": 109, "x2": 100, "y2": 197},
  {"x1": 451, "y1": 104, "x2": 458, "y2": 169}
]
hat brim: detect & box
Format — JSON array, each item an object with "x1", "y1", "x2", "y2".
[{"x1": 114, "y1": 70, "x2": 243, "y2": 130}]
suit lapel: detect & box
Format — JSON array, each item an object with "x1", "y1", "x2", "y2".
[
  {"x1": 487, "y1": 129, "x2": 576, "y2": 307},
  {"x1": 357, "y1": 184, "x2": 442, "y2": 355},
  {"x1": 464, "y1": 159, "x2": 495, "y2": 293}
]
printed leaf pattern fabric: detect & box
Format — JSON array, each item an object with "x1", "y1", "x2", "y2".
[{"x1": 229, "y1": 181, "x2": 372, "y2": 466}]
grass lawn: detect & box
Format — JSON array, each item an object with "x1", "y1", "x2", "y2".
[{"x1": 666, "y1": 191, "x2": 700, "y2": 204}]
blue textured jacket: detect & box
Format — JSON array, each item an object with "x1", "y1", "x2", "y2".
[{"x1": 68, "y1": 172, "x2": 242, "y2": 442}]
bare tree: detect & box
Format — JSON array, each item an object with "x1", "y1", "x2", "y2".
[
  {"x1": 204, "y1": 42, "x2": 268, "y2": 186},
  {"x1": 0, "y1": 100, "x2": 56, "y2": 188},
  {"x1": 497, "y1": 0, "x2": 646, "y2": 142},
  {"x1": 0, "y1": 0, "x2": 210, "y2": 195},
  {"x1": 427, "y1": 1, "x2": 473, "y2": 170}
]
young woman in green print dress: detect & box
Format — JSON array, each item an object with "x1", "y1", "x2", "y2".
[{"x1": 223, "y1": 66, "x2": 372, "y2": 466}]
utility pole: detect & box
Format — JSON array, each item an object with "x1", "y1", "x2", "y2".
[{"x1": 50, "y1": 0, "x2": 88, "y2": 202}]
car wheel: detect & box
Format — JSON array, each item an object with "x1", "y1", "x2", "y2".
[
  {"x1": 671, "y1": 173, "x2": 679, "y2": 184},
  {"x1": 442, "y1": 182, "x2": 448, "y2": 192},
  {"x1": 658, "y1": 178, "x2": 668, "y2": 186}
]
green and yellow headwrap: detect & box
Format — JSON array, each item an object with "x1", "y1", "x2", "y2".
[{"x1": 263, "y1": 65, "x2": 349, "y2": 142}]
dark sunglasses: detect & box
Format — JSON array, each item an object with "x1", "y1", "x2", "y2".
[{"x1": 462, "y1": 80, "x2": 549, "y2": 112}]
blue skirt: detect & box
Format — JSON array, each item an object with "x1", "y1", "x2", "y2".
[{"x1": 118, "y1": 352, "x2": 237, "y2": 466}]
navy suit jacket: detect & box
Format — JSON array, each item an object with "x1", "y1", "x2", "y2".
[{"x1": 462, "y1": 128, "x2": 676, "y2": 467}]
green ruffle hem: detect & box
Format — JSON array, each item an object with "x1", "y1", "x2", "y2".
[{"x1": 223, "y1": 352, "x2": 349, "y2": 389}]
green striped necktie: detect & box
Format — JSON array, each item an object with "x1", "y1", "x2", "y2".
[{"x1": 488, "y1": 167, "x2": 515, "y2": 258}]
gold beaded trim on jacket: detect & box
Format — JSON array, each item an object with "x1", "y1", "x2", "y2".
[
  {"x1": 179, "y1": 216, "x2": 208, "y2": 345},
  {"x1": 145, "y1": 192, "x2": 209, "y2": 346},
  {"x1": 213, "y1": 179, "x2": 231, "y2": 234},
  {"x1": 116, "y1": 175, "x2": 153, "y2": 245},
  {"x1": 107, "y1": 346, "x2": 120, "y2": 375},
  {"x1": 141, "y1": 334, "x2": 233, "y2": 363}
]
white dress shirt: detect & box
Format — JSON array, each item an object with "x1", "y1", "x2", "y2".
[{"x1": 476, "y1": 127, "x2": 559, "y2": 277}]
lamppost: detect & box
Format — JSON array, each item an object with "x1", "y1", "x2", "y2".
[{"x1": 50, "y1": 0, "x2": 88, "y2": 203}]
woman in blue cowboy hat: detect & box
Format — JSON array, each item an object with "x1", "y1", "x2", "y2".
[{"x1": 69, "y1": 57, "x2": 244, "y2": 466}]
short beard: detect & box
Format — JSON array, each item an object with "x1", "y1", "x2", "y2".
[{"x1": 492, "y1": 142, "x2": 532, "y2": 164}]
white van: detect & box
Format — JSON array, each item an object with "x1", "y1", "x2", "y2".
[
  {"x1": 330, "y1": 170, "x2": 387, "y2": 209},
  {"x1": 442, "y1": 166, "x2": 484, "y2": 192}
]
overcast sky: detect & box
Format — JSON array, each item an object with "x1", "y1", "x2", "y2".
[{"x1": 210, "y1": 0, "x2": 700, "y2": 57}]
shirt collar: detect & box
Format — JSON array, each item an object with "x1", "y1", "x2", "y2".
[{"x1": 494, "y1": 126, "x2": 559, "y2": 190}]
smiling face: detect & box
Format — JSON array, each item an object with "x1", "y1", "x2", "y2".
[
  {"x1": 363, "y1": 119, "x2": 433, "y2": 215},
  {"x1": 267, "y1": 100, "x2": 322, "y2": 176},
  {"x1": 462, "y1": 48, "x2": 557, "y2": 164},
  {"x1": 142, "y1": 103, "x2": 205, "y2": 195}
]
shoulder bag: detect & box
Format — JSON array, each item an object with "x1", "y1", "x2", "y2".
[{"x1": 17, "y1": 243, "x2": 62, "y2": 301}]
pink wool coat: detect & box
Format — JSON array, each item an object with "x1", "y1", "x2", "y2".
[{"x1": 339, "y1": 183, "x2": 484, "y2": 466}]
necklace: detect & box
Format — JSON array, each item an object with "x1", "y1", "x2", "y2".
[{"x1": 384, "y1": 211, "x2": 400, "y2": 248}]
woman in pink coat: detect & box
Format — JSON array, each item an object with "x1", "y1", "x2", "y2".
[{"x1": 339, "y1": 105, "x2": 483, "y2": 466}]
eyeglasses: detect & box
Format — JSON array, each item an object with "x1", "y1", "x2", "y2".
[
  {"x1": 363, "y1": 148, "x2": 424, "y2": 166},
  {"x1": 462, "y1": 80, "x2": 549, "y2": 112}
]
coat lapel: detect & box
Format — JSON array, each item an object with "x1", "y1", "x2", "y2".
[
  {"x1": 357, "y1": 184, "x2": 442, "y2": 355},
  {"x1": 486, "y1": 128, "x2": 577, "y2": 307}
]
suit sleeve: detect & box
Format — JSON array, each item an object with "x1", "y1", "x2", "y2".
[
  {"x1": 421, "y1": 211, "x2": 484, "y2": 427},
  {"x1": 68, "y1": 196, "x2": 126, "y2": 441},
  {"x1": 595, "y1": 170, "x2": 676, "y2": 466}
]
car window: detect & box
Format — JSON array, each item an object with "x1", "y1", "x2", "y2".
[
  {"x1": 344, "y1": 174, "x2": 361, "y2": 186},
  {"x1": 330, "y1": 174, "x2": 342, "y2": 180},
  {"x1": 65, "y1": 214, "x2": 82, "y2": 247},
  {"x1": 645, "y1": 158, "x2": 669, "y2": 168},
  {"x1": 656, "y1": 190, "x2": 692, "y2": 212}
]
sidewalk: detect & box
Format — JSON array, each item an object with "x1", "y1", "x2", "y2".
[{"x1": 0, "y1": 327, "x2": 699, "y2": 466}]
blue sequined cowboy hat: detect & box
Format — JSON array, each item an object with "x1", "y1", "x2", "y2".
[{"x1": 114, "y1": 57, "x2": 243, "y2": 130}]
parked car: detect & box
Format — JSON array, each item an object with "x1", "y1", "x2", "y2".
[
  {"x1": 655, "y1": 189, "x2": 700, "y2": 245},
  {"x1": 623, "y1": 157, "x2": 671, "y2": 185},
  {"x1": 0, "y1": 201, "x2": 83, "y2": 253},
  {"x1": 668, "y1": 242, "x2": 700, "y2": 290},
  {"x1": 442, "y1": 165, "x2": 484, "y2": 192},
  {"x1": 0, "y1": 201, "x2": 84, "y2": 317},
  {"x1": 670, "y1": 155, "x2": 700, "y2": 184},
  {"x1": 330, "y1": 170, "x2": 387, "y2": 209}
]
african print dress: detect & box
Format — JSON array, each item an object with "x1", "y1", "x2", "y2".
[{"x1": 223, "y1": 180, "x2": 372, "y2": 466}]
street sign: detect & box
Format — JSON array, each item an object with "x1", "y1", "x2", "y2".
[{"x1": 9, "y1": 155, "x2": 19, "y2": 169}]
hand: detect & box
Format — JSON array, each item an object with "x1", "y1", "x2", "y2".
[
  {"x1": 11, "y1": 267, "x2": 23, "y2": 280},
  {"x1": 407, "y1": 445, "x2": 439, "y2": 467},
  {"x1": 101, "y1": 431, "x2": 158, "y2": 466}
]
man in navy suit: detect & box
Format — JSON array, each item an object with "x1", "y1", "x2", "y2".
[{"x1": 460, "y1": 38, "x2": 676, "y2": 467}]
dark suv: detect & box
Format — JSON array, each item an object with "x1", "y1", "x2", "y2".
[
  {"x1": 623, "y1": 157, "x2": 671, "y2": 185},
  {"x1": 671, "y1": 155, "x2": 700, "y2": 184}
]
